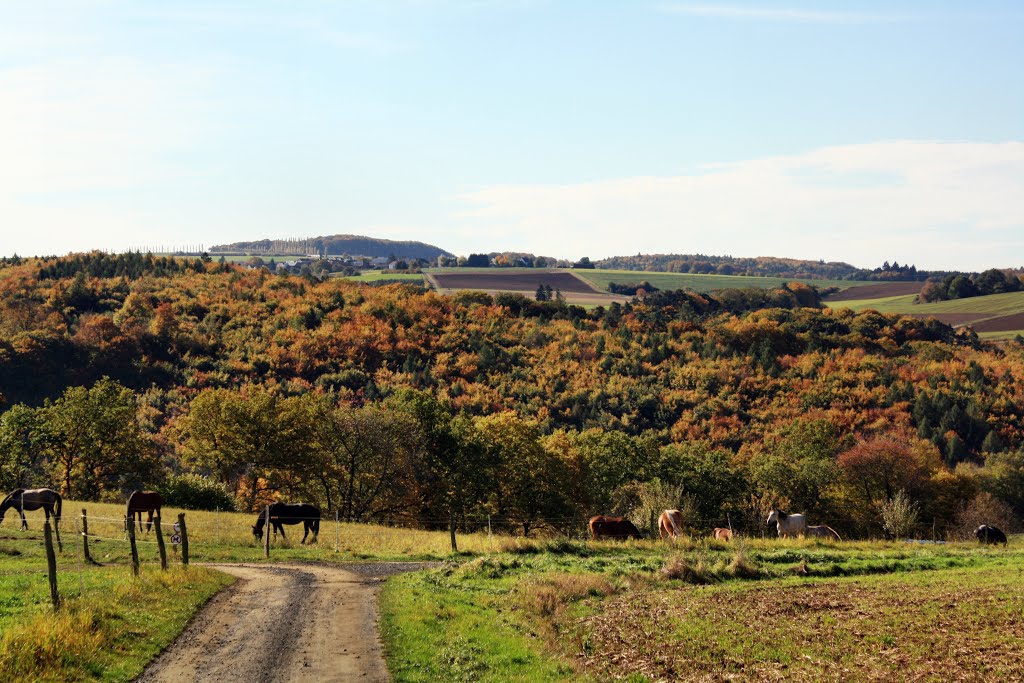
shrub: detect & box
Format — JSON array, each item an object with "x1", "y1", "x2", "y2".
[
  {"x1": 880, "y1": 490, "x2": 921, "y2": 539},
  {"x1": 158, "y1": 474, "x2": 236, "y2": 511}
]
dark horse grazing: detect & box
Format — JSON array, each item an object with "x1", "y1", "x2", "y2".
[
  {"x1": 0, "y1": 488, "x2": 62, "y2": 531},
  {"x1": 252, "y1": 503, "x2": 320, "y2": 544},
  {"x1": 588, "y1": 515, "x2": 642, "y2": 540},
  {"x1": 126, "y1": 490, "x2": 162, "y2": 534},
  {"x1": 975, "y1": 524, "x2": 1008, "y2": 546}
]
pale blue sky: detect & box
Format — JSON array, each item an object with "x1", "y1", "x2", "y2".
[{"x1": 1, "y1": 1, "x2": 1022, "y2": 269}]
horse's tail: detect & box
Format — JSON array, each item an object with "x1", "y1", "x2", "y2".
[{"x1": 828, "y1": 526, "x2": 842, "y2": 542}]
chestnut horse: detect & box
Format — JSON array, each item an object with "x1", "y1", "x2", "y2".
[
  {"x1": 126, "y1": 490, "x2": 162, "y2": 534},
  {"x1": 713, "y1": 527, "x2": 733, "y2": 541},
  {"x1": 659, "y1": 509, "x2": 684, "y2": 540}
]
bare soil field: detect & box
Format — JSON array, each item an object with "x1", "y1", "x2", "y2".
[
  {"x1": 969, "y1": 312, "x2": 1024, "y2": 333},
  {"x1": 824, "y1": 281, "x2": 923, "y2": 301},
  {"x1": 904, "y1": 312, "x2": 992, "y2": 326},
  {"x1": 136, "y1": 562, "x2": 430, "y2": 683},
  {"x1": 431, "y1": 270, "x2": 598, "y2": 294}
]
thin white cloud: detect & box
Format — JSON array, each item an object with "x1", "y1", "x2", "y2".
[
  {"x1": 660, "y1": 3, "x2": 910, "y2": 24},
  {"x1": 453, "y1": 141, "x2": 1024, "y2": 270}
]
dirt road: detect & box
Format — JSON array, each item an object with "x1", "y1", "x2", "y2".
[{"x1": 136, "y1": 562, "x2": 429, "y2": 683}]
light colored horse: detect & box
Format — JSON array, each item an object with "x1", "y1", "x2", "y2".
[
  {"x1": 713, "y1": 527, "x2": 733, "y2": 541},
  {"x1": 805, "y1": 524, "x2": 842, "y2": 541},
  {"x1": 658, "y1": 509, "x2": 684, "y2": 540},
  {"x1": 766, "y1": 509, "x2": 806, "y2": 538}
]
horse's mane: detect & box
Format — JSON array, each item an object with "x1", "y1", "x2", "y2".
[
  {"x1": 0, "y1": 489, "x2": 23, "y2": 507},
  {"x1": 776, "y1": 509, "x2": 788, "y2": 520}
]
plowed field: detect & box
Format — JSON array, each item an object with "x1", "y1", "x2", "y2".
[
  {"x1": 824, "y1": 281, "x2": 923, "y2": 301},
  {"x1": 431, "y1": 270, "x2": 598, "y2": 293}
]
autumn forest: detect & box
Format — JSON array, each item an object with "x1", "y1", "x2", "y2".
[{"x1": 1, "y1": 252, "x2": 1023, "y2": 539}]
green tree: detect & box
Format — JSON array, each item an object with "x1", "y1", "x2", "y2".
[
  {"x1": 750, "y1": 419, "x2": 842, "y2": 516},
  {"x1": 178, "y1": 387, "x2": 306, "y2": 511},
  {"x1": 387, "y1": 390, "x2": 492, "y2": 544},
  {"x1": 474, "y1": 412, "x2": 571, "y2": 536},
  {"x1": 0, "y1": 404, "x2": 45, "y2": 490},
  {"x1": 38, "y1": 378, "x2": 153, "y2": 499}
]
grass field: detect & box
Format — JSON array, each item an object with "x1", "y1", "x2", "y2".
[
  {"x1": 4, "y1": 503, "x2": 1022, "y2": 681},
  {"x1": 0, "y1": 501, "x2": 495, "y2": 681},
  {"x1": 380, "y1": 537, "x2": 1024, "y2": 682},
  {"x1": 574, "y1": 269, "x2": 879, "y2": 294},
  {"x1": 0, "y1": 527, "x2": 230, "y2": 682},
  {"x1": 338, "y1": 271, "x2": 425, "y2": 284}
]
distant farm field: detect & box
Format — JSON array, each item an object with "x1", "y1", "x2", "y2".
[
  {"x1": 425, "y1": 269, "x2": 627, "y2": 306},
  {"x1": 826, "y1": 290, "x2": 1024, "y2": 339},
  {"x1": 343, "y1": 271, "x2": 426, "y2": 284},
  {"x1": 575, "y1": 269, "x2": 881, "y2": 293},
  {"x1": 421, "y1": 268, "x2": 885, "y2": 307}
]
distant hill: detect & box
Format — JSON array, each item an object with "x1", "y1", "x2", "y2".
[{"x1": 211, "y1": 235, "x2": 453, "y2": 260}]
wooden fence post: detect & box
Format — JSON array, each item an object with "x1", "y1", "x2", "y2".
[
  {"x1": 128, "y1": 516, "x2": 140, "y2": 576},
  {"x1": 43, "y1": 520, "x2": 60, "y2": 610},
  {"x1": 81, "y1": 509, "x2": 92, "y2": 564},
  {"x1": 449, "y1": 508, "x2": 458, "y2": 553},
  {"x1": 54, "y1": 514, "x2": 63, "y2": 553},
  {"x1": 154, "y1": 514, "x2": 167, "y2": 570},
  {"x1": 178, "y1": 513, "x2": 189, "y2": 567},
  {"x1": 263, "y1": 506, "x2": 270, "y2": 559},
  {"x1": 334, "y1": 509, "x2": 339, "y2": 553},
  {"x1": 649, "y1": 509, "x2": 657, "y2": 538}
]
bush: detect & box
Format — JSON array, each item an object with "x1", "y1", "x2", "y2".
[
  {"x1": 158, "y1": 474, "x2": 236, "y2": 511},
  {"x1": 880, "y1": 490, "x2": 920, "y2": 539}
]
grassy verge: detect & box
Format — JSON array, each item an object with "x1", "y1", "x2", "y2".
[
  {"x1": 0, "y1": 532, "x2": 230, "y2": 682},
  {"x1": 378, "y1": 537, "x2": 1024, "y2": 682}
]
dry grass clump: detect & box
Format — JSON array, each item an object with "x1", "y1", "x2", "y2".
[
  {"x1": 661, "y1": 554, "x2": 714, "y2": 584},
  {"x1": 523, "y1": 573, "x2": 615, "y2": 618},
  {"x1": 726, "y1": 541, "x2": 759, "y2": 579}
]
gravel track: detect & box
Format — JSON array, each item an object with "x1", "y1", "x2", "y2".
[{"x1": 135, "y1": 562, "x2": 433, "y2": 683}]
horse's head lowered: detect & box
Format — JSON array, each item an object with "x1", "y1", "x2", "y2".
[{"x1": 766, "y1": 509, "x2": 786, "y2": 526}]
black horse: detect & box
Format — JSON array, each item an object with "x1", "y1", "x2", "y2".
[
  {"x1": 252, "y1": 503, "x2": 320, "y2": 544},
  {"x1": 975, "y1": 524, "x2": 1008, "y2": 546},
  {"x1": 0, "y1": 488, "x2": 62, "y2": 532}
]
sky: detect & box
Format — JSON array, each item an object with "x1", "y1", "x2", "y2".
[{"x1": 1, "y1": 1, "x2": 1022, "y2": 270}]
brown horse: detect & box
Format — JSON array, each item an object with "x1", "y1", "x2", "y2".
[
  {"x1": 589, "y1": 515, "x2": 642, "y2": 540},
  {"x1": 126, "y1": 490, "x2": 162, "y2": 534},
  {"x1": 713, "y1": 527, "x2": 733, "y2": 541}
]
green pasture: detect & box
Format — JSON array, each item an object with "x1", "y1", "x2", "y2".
[
  {"x1": 828, "y1": 289, "x2": 1024, "y2": 316},
  {"x1": 0, "y1": 527, "x2": 229, "y2": 682},
  {"x1": 337, "y1": 271, "x2": 425, "y2": 283},
  {"x1": 380, "y1": 537, "x2": 1024, "y2": 682},
  {"x1": 5, "y1": 501, "x2": 1022, "y2": 682},
  {"x1": 572, "y1": 269, "x2": 877, "y2": 293}
]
